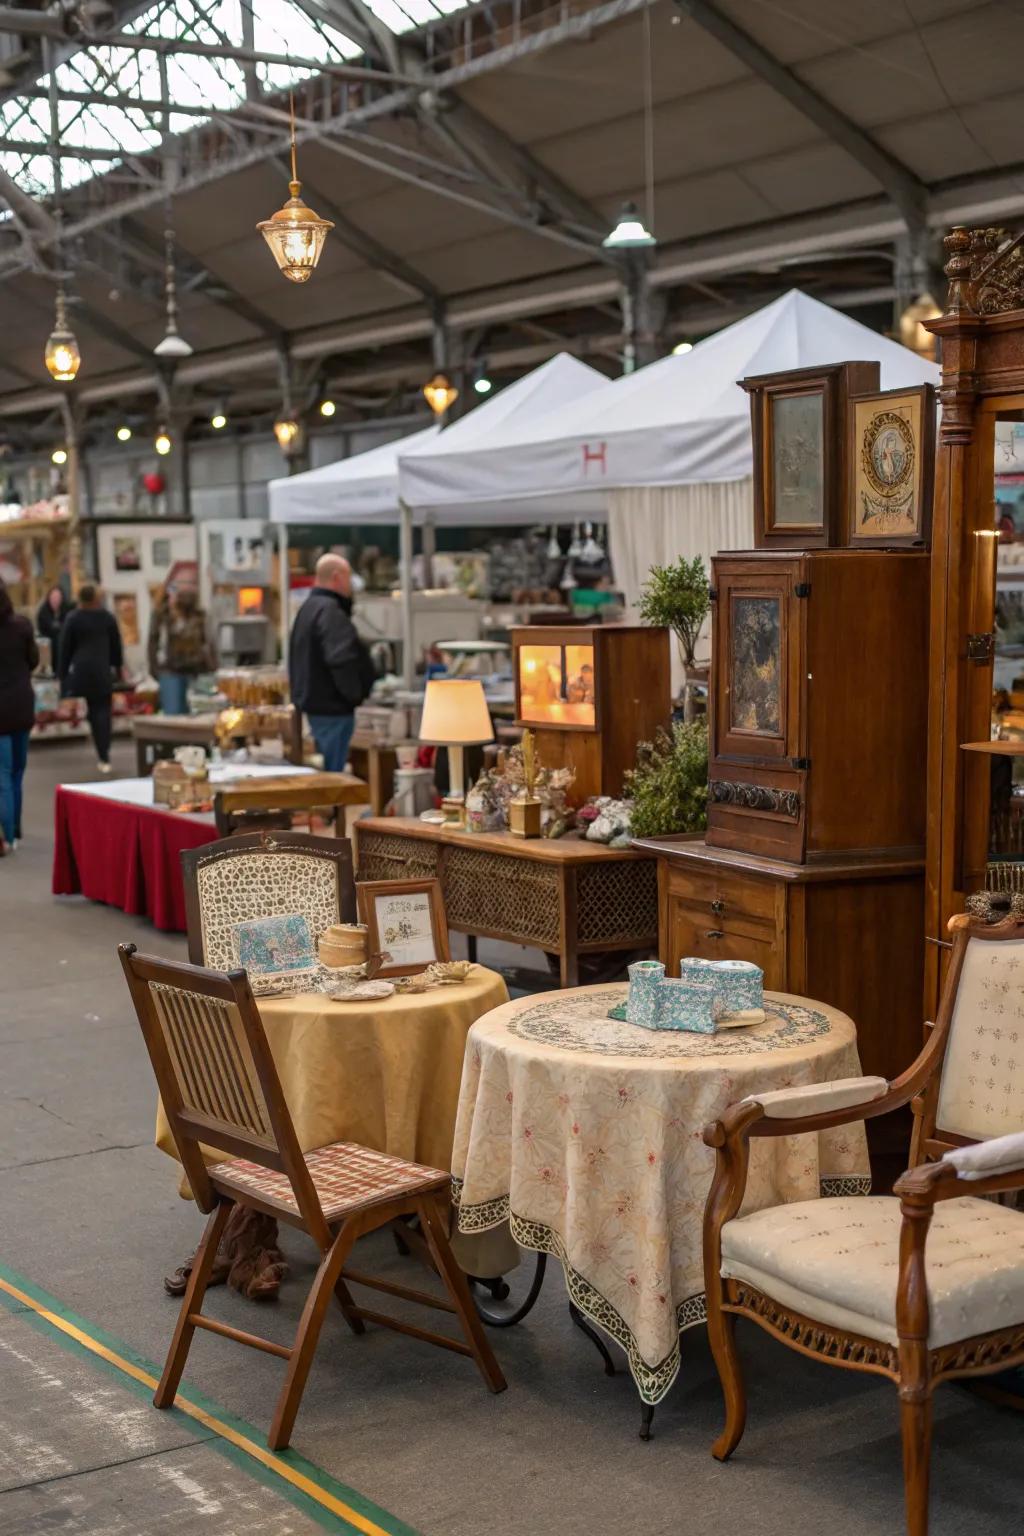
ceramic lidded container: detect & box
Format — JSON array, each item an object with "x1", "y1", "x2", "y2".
[{"x1": 318, "y1": 923, "x2": 368, "y2": 969}]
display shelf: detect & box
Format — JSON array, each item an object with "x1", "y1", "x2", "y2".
[{"x1": 961, "y1": 739, "x2": 1024, "y2": 754}]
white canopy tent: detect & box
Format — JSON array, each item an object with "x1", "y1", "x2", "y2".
[
  {"x1": 398, "y1": 291, "x2": 940, "y2": 686},
  {"x1": 269, "y1": 353, "x2": 610, "y2": 681}
]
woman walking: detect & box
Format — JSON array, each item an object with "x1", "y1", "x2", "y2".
[
  {"x1": 0, "y1": 578, "x2": 39, "y2": 854},
  {"x1": 148, "y1": 584, "x2": 214, "y2": 715},
  {"x1": 35, "y1": 584, "x2": 71, "y2": 670},
  {"x1": 59, "y1": 585, "x2": 124, "y2": 774}
]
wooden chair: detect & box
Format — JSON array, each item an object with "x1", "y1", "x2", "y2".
[
  {"x1": 180, "y1": 831, "x2": 356, "y2": 968},
  {"x1": 702, "y1": 914, "x2": 1024, "y2": 1536},
  {"x1": 119, "y1": 944, "x2": 506, "y2": 1449}
]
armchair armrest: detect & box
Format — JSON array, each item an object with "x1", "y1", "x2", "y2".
[
  {"x1": 943, "y1": 1130, "x2": 1024, "y2": 1181},
  {"x1": 739, "y1": 1075, "x2": 888, "y2": 1121}
]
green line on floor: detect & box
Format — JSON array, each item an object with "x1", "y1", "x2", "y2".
[{"x1": 0, "y1": 1259, "x2": 422, "y2": 1536}]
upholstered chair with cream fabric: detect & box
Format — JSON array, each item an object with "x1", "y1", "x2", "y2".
[
  {"x1": 702, "y1": 916, "x2": 1024, "y2": 1536},
  {"x1": 180, "y1": 831, "x2": 355, "y2": 969}
]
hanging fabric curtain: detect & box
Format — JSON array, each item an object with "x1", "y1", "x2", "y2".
[{"x1": 607, "y1": 478, "x2": 754, "y2": 694}]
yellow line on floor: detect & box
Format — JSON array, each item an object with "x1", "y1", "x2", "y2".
[{"x1": 0, "y1": 1272, "x2": 392, "y2": 1536}]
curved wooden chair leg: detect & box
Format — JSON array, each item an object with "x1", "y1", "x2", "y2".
[
  {"x1": 155, "y1": 1200, "x2": 232, "y2": 1410},
  {"x1": 268, "y1": 1220, "x2": 361, "y2": 1452},
  {"x1": 708, "y1": 1307, "x2": 747, "y2": 1461},
  {"x1": 418, "y1": 1195, "x2": 507, "y2": 1394},
  {"x1": 333, "y1": 1269, "x2": 366, "y2": 1335},
  {"x1": 900, "y1": 1393, "x2": 933, "y2": 1536}
]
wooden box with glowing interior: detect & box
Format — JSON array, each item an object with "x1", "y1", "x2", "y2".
[{"x1": 510, "y1": 624, "x2": 670, "y2": 803}]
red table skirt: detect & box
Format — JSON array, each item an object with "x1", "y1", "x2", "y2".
[{"x1": 52, "y1": 787, "x2": 216, "y2": 932}]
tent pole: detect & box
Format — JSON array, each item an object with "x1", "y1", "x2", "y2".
[
  {"x1": 278, "y1": 523, "x2": 289, "y2": 661},
  {"x1": 399, "y1": 498, "x2": 414, "y2": 688}
]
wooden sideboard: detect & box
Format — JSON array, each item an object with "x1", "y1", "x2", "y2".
[
  {"x1": 632, "y1": 834, "x2": 925, "y2": 1086},
  {"x1": 354, "y1": 817, "x2": 658, "y2": 987}
]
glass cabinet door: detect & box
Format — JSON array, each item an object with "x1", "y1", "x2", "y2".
[{"x1": 713, "y1": 564, "x2": 803, "y2": 762}]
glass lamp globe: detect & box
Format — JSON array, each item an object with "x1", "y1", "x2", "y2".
[
  {"x1": 45, "y1": 326, "x2": 81, "y2": 382},
  {"x1": 154, "y1": 430, "x2": 172, "y2": 456},
  {"x1": 274, "y1": 416, "x2": 305, "y2": 456},
  {"x1": 257, "y1": 182, "x2": 334, "y2": 284},
  {"x1": 51, "y1": 447, "x2": 68, "y2": 466},
  {"x1": 423, "y1": 373, "x2": 459, "y2": 415}
]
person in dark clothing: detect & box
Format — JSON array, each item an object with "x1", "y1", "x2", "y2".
[
  {"x1": 35, "y1": 584, "x2": 71, "y2": 670},
  {"x1": 59, "y1": 584, "x2": 124, "y2": 773},
  {"x1": 288, "y1": 554, "x2": 373, "y2": 771},
  {"x1": 0, "y1": 578, "x2": 39, "y2": 853}
]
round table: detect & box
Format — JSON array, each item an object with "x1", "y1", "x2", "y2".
[{"x1": 451, "y1": 984, "x2": 872, "y2": 1405}]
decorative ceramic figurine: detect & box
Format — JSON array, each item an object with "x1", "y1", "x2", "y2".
[{"x1": 680, "y1": 957, "x2": 764, "y2": 1015}]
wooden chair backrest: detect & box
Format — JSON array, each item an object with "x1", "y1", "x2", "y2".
[
  {"x1": 180, "y1": 831, "x2": 355, "y2": 968},
  {"x1": 912, "y1": 916, "x2": 1024, "y2": 1162},
  {"x1": 119, "y1": 944, "x2": 331, "y2": 1241}
]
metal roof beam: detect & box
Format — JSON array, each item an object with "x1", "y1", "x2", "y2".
[
  {"x1": 18, "y1": 86, "x2": 215, "y2": 116},
  {"x1": 118, "y1": 215, "x2": 286, "y2": 340},
  {"x1": 673, "y1": 0, "x2": 928, "y2": 228}
]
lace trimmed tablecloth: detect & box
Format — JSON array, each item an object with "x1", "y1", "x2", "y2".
[{"x1": 451, "y1": 985, "x2": 871, "y2": 1404}]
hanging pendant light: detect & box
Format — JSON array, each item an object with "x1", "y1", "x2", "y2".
[
  {"x1": 154, "y1": 212, "x2": 193, "y2": 359},
  {"x1": 603, "y1": 200, "x2": 656, "y2": 250},
  {"x1": 423, "y1": 373, "x2": 458, "y2": 415},
  {"x1": 154, "y1": 428, "x2": 172, "y2": 456},
  {"x1": 44, "y1": 282, "x2": 81, "y2": 382},
  {"x1": 274, "y1": 414, "x2": 305, "y2": 456},
  {"x1": 546, "y1": 526, "x2": 561, "y2": 561},
  {"x1": 257, "y1": 93, "x2": 334, "y2": 283}
]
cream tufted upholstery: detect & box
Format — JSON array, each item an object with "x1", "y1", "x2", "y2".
[
  {"x1": 936, "y1": 934, "x2": 1024, "y2": 1141},
  {"x1": 721, "y1": 1195, "x2": 1024, "y2": 1348}
]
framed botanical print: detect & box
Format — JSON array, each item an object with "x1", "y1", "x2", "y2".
[
  {"x1": 846, "y1": 384, "x2": 935, "y2": 548},
  {"x1": 357, "y1": 879, "x2": 450, "y2": 976},
  {"x1": 742, "y1": 361, "x2": 880, "y2": 548}
]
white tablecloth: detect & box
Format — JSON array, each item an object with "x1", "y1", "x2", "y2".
[
  {"x1": 63, "y1": 761, "x2": 313, "y2": 808},
  {"x1": 451, "y1": 984, "x2": 871, "y2": 1403}
]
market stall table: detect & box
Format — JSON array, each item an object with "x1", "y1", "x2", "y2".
[
  {"x1": 451, "y1": 984, "x2": 871, "y2": 1416},
  {"x1": 132, "y1": 710, "x2": 304, "y2": 776},
  {"x1": 52, "y1": 764, "x2": 313, "y2": 933},
  {"x1": 155, "y1": 965, "x2": 512, "y2": 1290}
]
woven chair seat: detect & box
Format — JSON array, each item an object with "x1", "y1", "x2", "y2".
[{"x1": 213, "y1": 1141, "x2": 450, "y2": 1222}]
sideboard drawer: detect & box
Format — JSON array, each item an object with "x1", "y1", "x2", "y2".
[
  {"x1": 665, "y1": 863, "x2": 776, "y2": 923},
  {"x1": 663, "y1": 895, "x2": 785, "y2": 990}
]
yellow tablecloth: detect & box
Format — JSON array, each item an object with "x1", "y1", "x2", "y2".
[
  {"x1": 156, "y1": 965, "x2": 510, "y2": 1176},
  {"x1": 452, "y1": 985, "x2": 872, "y2": 1403}
]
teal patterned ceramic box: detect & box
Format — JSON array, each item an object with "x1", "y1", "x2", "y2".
[{"x1": 626, "y1": 960, "x2": 722, "y2": 1033}]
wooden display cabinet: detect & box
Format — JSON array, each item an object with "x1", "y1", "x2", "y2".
[
  {"x1": 707, "y1": 549, "x2": 929, "y2": 862},
  {"x1": 741, "y1": 361, "x2": 879, "y2": 548},
  {"x1": 511, "y1": 623, "x2": 670, "y2": 802}
]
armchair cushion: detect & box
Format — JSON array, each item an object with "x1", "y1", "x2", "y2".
[
  {"x1": 740, "y1": 1075, "x2": 888, "y2": 1119},
  {"x1": 943, "y1": 1130, "x2": 1024, "y2": 1181},
  {"x1": 721, "y1": 1195, "x2": 1024, "y2": 1348}
]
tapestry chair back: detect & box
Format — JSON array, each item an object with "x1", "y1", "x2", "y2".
[
  {"x1": 119, "y1": 944, "x2": 320, "y2": 1227},
  {"x1": 180, "y1": 833, "x2": 356, "y2": 969},
  {"x1": 932, "y1": 931, "x2": 1024, "y2": 1145}
]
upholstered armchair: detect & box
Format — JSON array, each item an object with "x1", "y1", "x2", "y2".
[
  {"x1": 180, "y1": 831, "x2": 356, "y2": 969},
  {"x1": 702, "y1": 915, "x2": 1024, "y2": 1536}
]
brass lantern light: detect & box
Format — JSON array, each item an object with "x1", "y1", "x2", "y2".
[
  {"x1": 274, "y1": 414, "x2": 305, "y2": 456},
  {"x1": 44, "y1": 284, "x2": 81, "y2": 382},
  {"x1": 257, "y1": 95, "x2": 333, "y2": 283},
  {"x1": 423, "y1": 372, "x2": 458, "y2": 416}
]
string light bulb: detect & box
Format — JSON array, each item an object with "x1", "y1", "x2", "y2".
[
  {"x1": 274, "y1": 414, "x2": 304, "y2": 456},
  {"x1": 154, "y1": 428, "x2": 172, "y2": 456},
  {"x1": 44, "y1": 284, "x2": 81, "y2": 382},
  {"x1": 319, "y1": 399, "x2": 336, "y2": 417},
  {"x1": 257, "y1": 93, "x2": 334, "y2": 283},
  {"x1": 423, "y1": 373, "x2": 458, "y2": 416},
  {"x1": 51, "y1": 446, "x2": 68, "y2": 466},
  {"x1": 116, "y1": 425, "x2": 132, "y2": 442},
  {"x1": 210, "y1": 411, "x2": 227, "y2": 430}
]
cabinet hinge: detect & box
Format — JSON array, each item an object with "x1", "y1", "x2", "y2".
[
  {"x1": 791, "y1": 757, "x2": 811, "y2": 771},
  {"x1": 794, "y1": 582, "x2": 811, "y2": 598}
]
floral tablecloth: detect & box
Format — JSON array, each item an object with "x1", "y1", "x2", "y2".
[{"x1": 451, "y1": 985, "x2": 871, "y2": 1403}]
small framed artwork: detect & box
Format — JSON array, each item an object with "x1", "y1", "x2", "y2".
[
  {"x1": 357, "y1": 880, "x2": 450, "y2": 976},
  {"x1": 846, "y1": 384, "x2": 935, "y2": 548},
  {"x1": 234, "y1": 913, "x2": 317, "y2": 981},
  {"x1": 742, "y1": 361, "x2": 880, "y2": 548}
]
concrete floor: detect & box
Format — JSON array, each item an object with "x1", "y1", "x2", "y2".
[{"x1": 0, "y1": 737, "x2": 1020, "y2": 1536}]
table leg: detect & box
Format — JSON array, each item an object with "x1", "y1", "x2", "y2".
[
  {"x1": 559, "y1": 867, "x2": 579, "y2": 989},
  {"x1": 466, "y1": 934, "x2": 478, "y2": 964},
  {"x1": 136, "y1": 740, "x2": 148, "y2": 776},
  {"x1": 568, "y1": 1301, "x2": 616, "y2": 1376},
  {"x1": 164, "y1": 1207, "x2": 288, "y2": 1301},
  {"x1": 639, "y1": 1404, "x2": 656, "y2": 1441}
]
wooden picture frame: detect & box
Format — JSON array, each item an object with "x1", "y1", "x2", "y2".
[
  {"x1": 742, "y1": 361, "x2": 880, "y2": 548},
  {"x1": 845, "y1": 383, "x2": 935, "y2": 548},
  {"x1": 356, "y1": 878, "x2": 450, "y2": 976}
]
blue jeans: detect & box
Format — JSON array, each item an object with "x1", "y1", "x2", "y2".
[
  {"x1": 0, "y1": 730, "x2": 29, "y2": 844},
  {"x1": 158, "y1": 672, "x2": 190, "y2": 715},
  {"x1": 308, "y1": 714, "x2": 355, "y2": 773}
]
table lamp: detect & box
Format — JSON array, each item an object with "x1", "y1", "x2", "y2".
[{"x1": 419, "y1": 679, "x2": 494, "y2": 825}]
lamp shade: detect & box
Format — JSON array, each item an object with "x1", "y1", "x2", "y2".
[{"x1": 419, "y1": 679, "x2": 494, "y2": 746}]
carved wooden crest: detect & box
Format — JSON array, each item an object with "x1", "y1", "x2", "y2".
[{"x1": 944, "y1": 224, "x2": 1024, "y2": 317}]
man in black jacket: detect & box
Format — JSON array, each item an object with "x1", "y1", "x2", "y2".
[{"x1": 288, "y1": 554, "x2": 369, "y2": 772}]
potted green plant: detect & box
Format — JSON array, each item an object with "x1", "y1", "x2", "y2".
[
  {"x1": 625, "y1": 719, "x2": 708, "y2": 839},
  {"x1": 638, "y1": 555, "x2": 710, "y2": 719}
]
